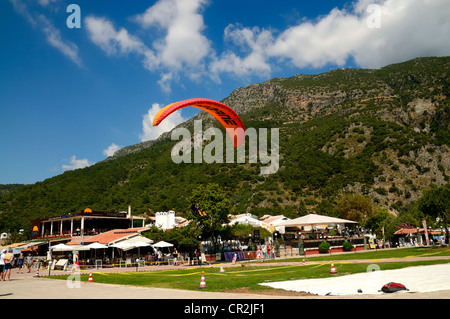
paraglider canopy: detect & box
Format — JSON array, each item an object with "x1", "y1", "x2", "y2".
[{"x1": 152, "y1": 98, "x2": 245, "y2": 147}]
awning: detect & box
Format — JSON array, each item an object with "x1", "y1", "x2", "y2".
[
  {"x1": 51, "y1": 243, "x2": 73, "y2": 251},
  {"x1": 110, "y1": 236, "x2": 153, "y2": 251},
  {"x1": 0, "y1": 242, "x2": 29, "y2": 250},
  {"x1": 53, "y1": 244, "x2": 90, "y2": 251},
  {"x1": 278, "y1": 213, "x2": 358, "y2": 227}
]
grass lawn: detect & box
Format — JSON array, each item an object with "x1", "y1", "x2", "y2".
[
  {"x1": 276, "y1": 245, "x2": 450, "y2": 262},
  {"x1": 49, "y1": 246, "x2": 450, "y2": 293}
]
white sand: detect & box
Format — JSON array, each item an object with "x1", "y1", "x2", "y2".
[{"x1": 260, "y1": 263, "x2": 450, "y2": 296}]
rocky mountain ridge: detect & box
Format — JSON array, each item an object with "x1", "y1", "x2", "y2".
[{"x1": 1, "y1": 56, "x2": 449, "y2": 232}]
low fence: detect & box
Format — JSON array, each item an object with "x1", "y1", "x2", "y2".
[{"x1": 301, "y1": 237, "x2": 365, "y2": 255}]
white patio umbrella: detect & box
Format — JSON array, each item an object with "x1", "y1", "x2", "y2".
[
  {"x1": 152, "y1": 241, "x2": 173, "y2": 248},
  {"x1": 151, "y1": 241, "x2": 174, "y2": 261}
]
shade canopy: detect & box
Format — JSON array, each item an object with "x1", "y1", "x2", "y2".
[
  {"x1": 51, "y1": 243, "x2": 72, "y2": 251},
  {"x1": 51, "y1": 243, "x2": 90, "y2": 251},
  {"x1": 132, "y1": 241, "x2": 151, "y2": 247},
  {"x1": 109, "y1": 236, "x2": 153, "y2": 251},
  {"x1": 152, "y1": 241, "x2": 173, "y2": 248},
  {"x1": 110, "y1": 242, "x2": 133, "y2": 249},
  {"x1": 12, "y1": 248, "x2": 22, "y2": 255},
  {"x1": 86, "y1": 242, "x2": 108, "y2": 249},
  {"x1": 278, "y1": 213, "x2": 358, "y2": 227}
]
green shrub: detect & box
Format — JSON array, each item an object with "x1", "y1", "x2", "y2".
[
  {"x1": 318, "y1": 241, "x2": 331, "y2": 253},
  {"x1": 343, "y1": 241, "x2": 354, "y2": 251}
]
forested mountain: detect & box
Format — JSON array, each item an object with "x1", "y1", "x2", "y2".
[{"x1": 1, "y1": 56, "x2": 449, "y2": 234}]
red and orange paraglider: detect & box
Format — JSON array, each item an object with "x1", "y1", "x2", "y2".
[{"x1": 152, "y1": 98, "x2": 245, "y2": 147}]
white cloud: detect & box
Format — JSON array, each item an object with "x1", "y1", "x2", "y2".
[
  {"x1": 134, "y1": 0, "x2": 211, "y2": 70},
  {"x1": 224, "y1": 0, "x2": 450, "y2": 70},
  {"x1": 37, "y1": 0, "x2": 58, "y2": 7},
  {"x1": 62, "y1": 156, "x2": 93, "y2": 171},
  {"x1": 86, "y1": 0, "x2": 211, "y2": 92},
  {"x1": 85, "y1": 16, "x2": 158, "y2": 71},
  {"x1": 210, "y1": 24, "x2": 273, "y2": 78},
  {"x1": 350, "y1": 0, "x2": 450, "y2": 68},
  {"x1": 9, "y1": 0, "x2": 82, "y2": 66},
  {"x1": 103, "y1": 143, "x2": 122, "y2": 157},
  {"x1": 85, "y1": 0, "x2": 450, "y2": 89},
  {"x1": 139, "y1": 103, "x2": 187, "y2": 142},
  {"x1": 39, "y1": 15, "x2": 83, "y2": 66}
]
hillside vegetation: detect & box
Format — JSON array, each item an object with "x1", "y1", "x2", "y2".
[{"x1": 1, "y1": 57, "x2": 449, "y2": 235}]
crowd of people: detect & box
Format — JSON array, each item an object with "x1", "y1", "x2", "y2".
[
  {"x1": 255, "y1": 245, "x2": 276, "y2": 262},
  {"x1": 0, "y1": 249, "x2": 34, "y2": 281},
  {"x1": 128, "y1": 247, "x2": 204, "y2": 266},
  {"x1": 0, "y1": 243, "x2": 280, "y2": 275}
]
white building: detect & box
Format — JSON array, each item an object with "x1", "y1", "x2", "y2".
[
  {"x1": 228, "y1": 213, "x2": 262, "y2": 227},
  {"x1": 146, "y1": 211, "x2": 190, "y2": 230},
  {"x1": 259, "y1": 215, "x2": 291, "y2": 234},
  {"x1": 154, "y1": 210, "x2": 176, "y2": 230}
]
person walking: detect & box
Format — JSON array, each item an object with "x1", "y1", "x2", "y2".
[
  {"x1": 172, "y1": 248, "x2": 179, "y2": 266},
  {"x1": 17, "y1": 252, "x2": 24, "y2": 274}
]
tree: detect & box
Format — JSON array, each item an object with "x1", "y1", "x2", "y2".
[
  {"x1": 365, "y1": 208, "x2": 396, "y2": 240},
  {"x1": 418, "y1": 184, "x2": 450, "y2": 244},
  {"x1": 336, "y1": 193, "x2": 376, "y2": 225},
  {"x1": 189, "y1": 183, "x2": 231, "y2": 253},
  {"x1": 143, "y1": 224, "x2": 201, "y2": 253},
  {"x1": 230, "y1": 224, "x2": 271, "y2": 245}
]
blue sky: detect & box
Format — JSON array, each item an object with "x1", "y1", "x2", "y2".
[{"x1": 1, "y1": 0, "x2": 449, "y2": 184}]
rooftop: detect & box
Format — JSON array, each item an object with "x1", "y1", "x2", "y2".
[{"x1": 66, "y1": 227, "x2": 149, "y2": 245}]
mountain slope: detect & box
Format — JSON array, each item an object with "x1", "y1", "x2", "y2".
[{"x1": 1, "y1": 56, "x2": 449, "y2": 233}]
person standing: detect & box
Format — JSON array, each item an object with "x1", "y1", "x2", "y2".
[
  {"x1": 4, "y1": 249, "x2": 14, "y2": 281},
  {"x1": 157, "y1": 249, "x2": 162, "y2": 266},
  {"x1": 25, "y1": 253, "x2": 33, "y2": 273},
  {"x1": 0, "y1": 249, "x2": 6, "y2": 281},
  {"x1": 256, "y1": 246, "x2": 261, "y2": 262}
]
